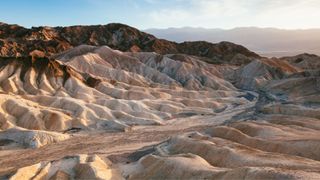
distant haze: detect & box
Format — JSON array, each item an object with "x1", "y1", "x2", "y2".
[{"x1": 146, "y1": 27, "x2": 320, "y2": 57}]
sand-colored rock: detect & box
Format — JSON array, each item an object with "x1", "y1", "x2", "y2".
[
  {"x1": 0, "y1": 43, "x2": 319, "y2": 180},
  {"x1": 126, "y1": 154, "x2": 320, "y2": 180},
  {"x1": 7, "y1": 154, "x2": 121, "y2": 180},
  {"x1": 0, "y1": 47, "x2": 249, "y2": 149},
  {"x1": 121, "y1": 114, "x2": 320, "y2": 179},
  {"x1": 234, "y1": 58, "x2": 300, "y2": 90},
  {"x1": 0, "y1": 128, "x2": 69, "y2": 149}
]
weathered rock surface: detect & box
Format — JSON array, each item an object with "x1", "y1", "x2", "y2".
[
  {"x1": 233, "y1": 58, "x2": 301, "y2": 90},
  {"x1": 0, "y1": 24, "x2": 319, "y2": 179},
  {"x1": 280, "y1": 53, "x2": 320, "y2": 70},
  {"x1": 3, "y1": 154, "x2": 121, "y2": 180},
  {"x1": 123, "y1": 117, "x2": 320, "y2": 179},
  {"x1": 0, "y1": 22, "x2": 259, "y2": 65},
  {"x1": 0, "y1": 46, "x2": 248, "y2": 149},
  {"x1": 0, "y1": 128, "x2": 69, "y2": 149}
]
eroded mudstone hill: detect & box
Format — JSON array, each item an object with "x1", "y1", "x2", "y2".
[
  {"x1": 0, "y1": 22, "x2": 319, "y2": 179},
  {"x1": 0, "y1": 46, "x2": 251, "y2": 151},
  {"x1": 0, "y1": 45, "x2": 319, "y2": 180}
]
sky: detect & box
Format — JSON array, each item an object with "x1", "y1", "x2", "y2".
[{"x1": 1, "y1": 0, "x2": 319, "y2": 29}]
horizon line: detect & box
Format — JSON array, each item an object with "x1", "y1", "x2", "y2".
[{"x1": 2, "y1": 21, "x2": 320, "y2": 31}]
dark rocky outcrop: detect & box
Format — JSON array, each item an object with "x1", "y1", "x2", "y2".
[{"x1": 0, "y1": 22, "x2": 260, "y2": 65}]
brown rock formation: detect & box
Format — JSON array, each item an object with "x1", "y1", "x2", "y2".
[{"x1": 0, "y1": 22, "x2": 260, "y2": 65}]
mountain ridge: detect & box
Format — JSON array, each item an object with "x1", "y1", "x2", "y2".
[{"x1": 0, "y1": 22, "x2": 259, "y2": 65}]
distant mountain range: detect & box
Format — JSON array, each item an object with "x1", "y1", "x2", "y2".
[{"x1": 146, "y1": 27, "x2": 320, "y2": 57}]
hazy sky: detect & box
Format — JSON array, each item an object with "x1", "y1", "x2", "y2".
[{"x1": 1, "y1": 0, "x2": 319, "y2": 29}]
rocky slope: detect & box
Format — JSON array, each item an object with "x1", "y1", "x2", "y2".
[
  {"x1": 3, "y1": 154, "x2": 122, "y2": 180},
  {"x1": 0, "y1": 22, "x2": 259, "y2": 65},
  {"x1": 0, "y1": 23, "x2": 319, "y2": 179},
  {"x1": 0, "y1": 46, "x2": 250, "y2": 150},
  {"x1": 0, "y1": 45, "x2": 318, "y2": 179},
  {"x1": 280, "y1": 53, "x2": 320, "y2": 70}
]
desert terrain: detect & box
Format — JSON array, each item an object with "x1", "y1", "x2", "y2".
[{"x1": 0, "y1": 22, "x2": 319, "y2": 179}]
